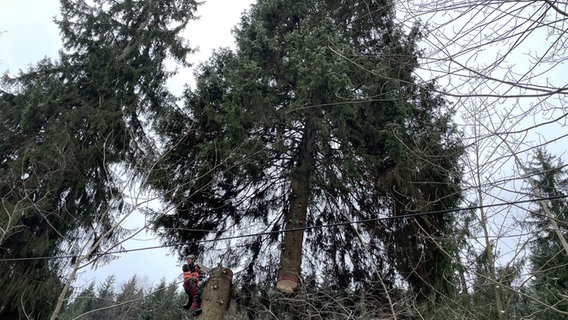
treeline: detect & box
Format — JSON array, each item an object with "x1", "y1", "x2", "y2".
[{"x1": 60, "y1": 276, "x2": 186, "y2": 320}]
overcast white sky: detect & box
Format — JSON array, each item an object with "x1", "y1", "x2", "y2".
[{"x1": 1, "y1": 0, "x2": 255, "y2": 290}]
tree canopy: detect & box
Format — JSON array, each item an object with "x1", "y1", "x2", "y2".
[
  {"x1": 149, "y1": 0, "x2": 464, "y2": 300},
  {"x1": 0, "y1": 0, "x2": 197, "y2": 317}
]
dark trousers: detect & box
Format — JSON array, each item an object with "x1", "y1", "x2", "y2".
[{"x1": 183, "y1": 281, "x2": 201, "y2": 310}]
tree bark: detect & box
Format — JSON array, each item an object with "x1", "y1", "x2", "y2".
[
  {"x1": 277, "y1": 121, "x2": 317, "y2": 293},
  {"x1": 200, "y1": 267, "x2": 233, "y2": 320}
]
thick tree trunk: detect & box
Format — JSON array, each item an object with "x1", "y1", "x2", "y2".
[
  {"x1": 277, "y1": 121, "x2": 317, "y2": 293},
  {"x1": 200, "y1": 267, "x2": 233, "y2": 320}
]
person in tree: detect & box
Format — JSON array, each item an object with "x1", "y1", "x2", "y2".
[{"x1": 182, "y1": 255, "x2": 203, "y2": 317}]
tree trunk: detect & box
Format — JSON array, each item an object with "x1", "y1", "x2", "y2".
[
  {"x1": 277, "y1": 121, "x2": 317, "y2": 293},
  {"x1": 200, "y1": 267, "x2": 233, "y2": 320}
]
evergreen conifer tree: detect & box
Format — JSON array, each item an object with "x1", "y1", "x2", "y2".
[
  {"x1": 149, "y1": 0, "x2": 463, "y2": 304},
  {"x1": 137, "y1": 279, "x2": 183, "y2": 320},
  {"x1": 526, "y1": 149, "x2": 568, "y2": 319},
  {"x1": 59, "y1": 282, "x2": 98, "y2": 320},
  {"x1": 0, "y1": 1, "x2": 197, "y2": 318}
]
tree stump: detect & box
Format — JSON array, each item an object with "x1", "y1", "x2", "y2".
[{"x1": 199, "y1": 267, "x2": 233, "y2": 320}]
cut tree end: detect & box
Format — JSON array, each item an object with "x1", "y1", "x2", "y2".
[{"x1": 276, "y1": 277, "x2": 298, "y2": 293}]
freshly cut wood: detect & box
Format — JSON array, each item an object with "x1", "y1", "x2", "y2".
[{"x1": 276, "y1": 277, "x2": 298, "y2": 294}]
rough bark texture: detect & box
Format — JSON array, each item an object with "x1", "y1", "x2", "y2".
[
  {"x1": 200, "y1": 267, "x2": 233, "y2": 320},
  {"x1": 277, "y1": 122, "x2": 317, "y2": 293},
  {"x1": 277, "y1": 174, "x2": 308, "y2": 293}
]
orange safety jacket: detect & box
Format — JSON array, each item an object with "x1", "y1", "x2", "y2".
[{"x1": 183, "y1": 270, "x2": 200, "y2": 284}]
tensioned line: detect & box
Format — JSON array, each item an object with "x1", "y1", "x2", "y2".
[{"x1": 1, "y1": 194, "x2": 566, "y2": 262}]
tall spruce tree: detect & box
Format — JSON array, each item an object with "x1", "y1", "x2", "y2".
[
  {"x1": 150, "y1": 0, "x2": 463, "y2": 303},
  {"x1": 0, "y1": 0, "x2": 197, "y2": 318},
  {"x1": 526, "y1": 149, "x2": 568, "y2": 319}
]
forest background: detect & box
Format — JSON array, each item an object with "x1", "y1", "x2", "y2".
[{"x1": 1, "y1": 0, "x2": 567, "y2": 319}]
